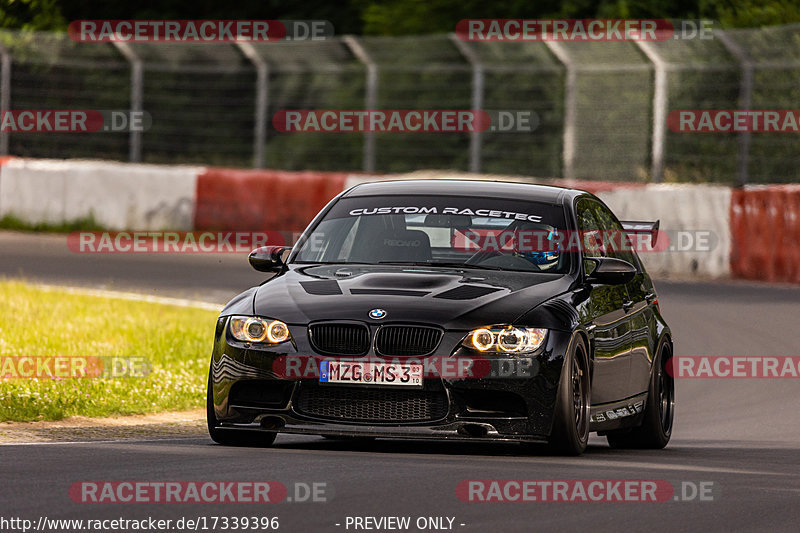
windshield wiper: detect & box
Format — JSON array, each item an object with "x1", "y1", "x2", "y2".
[
  {"x1": 293, "y1": 261, "x2": 373, "y2": 265},
  {"x1": 377, "y1": 261, "x2": 505, "y2": 271}
]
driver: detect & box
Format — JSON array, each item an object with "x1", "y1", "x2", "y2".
[{"x1": 509, "y1": 222, "x2": 561, "y2": 270}]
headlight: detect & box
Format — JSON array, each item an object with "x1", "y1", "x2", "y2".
[
  {"x1": 229, "y1": 316, "x2": 291, "y2": 344},
  {"x1": 463, "y1": 326, "x2": 547, "y2": 354}
]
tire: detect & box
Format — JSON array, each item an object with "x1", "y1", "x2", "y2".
[
  {"x1": 606, "y1": 343, "x2": 674, "y2": 449},
  {"x1": 546, "y1": 334, "x2": 591, "y2": 456},
  {"x1": 207, "y1": 371, "x2": 277, "y2": 447}
]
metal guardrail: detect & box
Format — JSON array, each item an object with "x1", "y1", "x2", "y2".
[{"x1": 1, "y1": 26, "x2": 800, "y2": 183}]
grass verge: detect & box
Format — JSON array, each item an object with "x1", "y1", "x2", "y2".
[
  {"x1": 0, "y1": 280, "x2": 218, "y2": 422},
  {"x1": 0, "y1": 214, "x2": 105, "y2": 233}
]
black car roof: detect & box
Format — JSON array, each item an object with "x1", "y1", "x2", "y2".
[{"x1": 342, "y1": 179, "x2": 584, "y2": 205}]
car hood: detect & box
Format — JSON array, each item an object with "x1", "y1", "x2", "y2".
[{"x1": 251, "y1": 264, "x2": 574, "y2": 330}]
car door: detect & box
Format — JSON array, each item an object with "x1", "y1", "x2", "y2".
[
  {"x1": 576, "y1": 198, "x2": 632, "y2": 405},
  {"x1": 625, "y1": 272, "x2": 658, "y2": 397},
  {"x1": 590, "y1": 201, "x2": 658, "y2": 398}
]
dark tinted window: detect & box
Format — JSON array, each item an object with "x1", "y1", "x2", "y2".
[
  {"x1": 294, "y1": 195, "x2": 570, "y2": 273},
  {"x1": 589, "y1": 200, "x2": 639, "y2": 267},
  {"x1": 576, "y1": 198, "x2": 603, "y2": 259}
]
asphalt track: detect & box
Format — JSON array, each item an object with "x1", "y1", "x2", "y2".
[{"x1": 2, "y1": 231, "x2": 800, "y2": 532}]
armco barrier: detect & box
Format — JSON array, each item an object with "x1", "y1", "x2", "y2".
[
  {"x1": 0, "y1": 158, "x2": 201, "y2": 230},
  {"x1": 598, "y1": 184, "x2": 732, "y2": 279},
  {"x1": 731, "y1": 185, "x2": 800, "y2": 283},
  {"x1": 2, "y1": 156, "x2": 799, "y2": 284},
  {"x1": 194, "y1": 168, "x2": 348, "y2": 231}
]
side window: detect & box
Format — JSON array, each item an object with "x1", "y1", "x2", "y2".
[
  {"x1": 575, "y1": 199, "x2": 604, "y2": 259},
  {"x1": 589, "y1": 201, "x2": 639, "y2": 268}
]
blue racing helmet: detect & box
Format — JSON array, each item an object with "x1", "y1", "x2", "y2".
[{"x1": 513, "y1": 226, "x2": 560, "y2": 268}]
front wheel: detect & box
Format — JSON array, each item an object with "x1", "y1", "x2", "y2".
[
  {"x1": 606, "y1": 343, "x2": 674, "y2": 449},
  {"x1": 207, "y1": 371, "x2": 277, "y2": 447},
  {"x1": 546, "y1": 335, "x2": 590, "y2": 456}
]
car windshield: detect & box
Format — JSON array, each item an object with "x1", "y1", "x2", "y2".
[{"x1": 293, "y1": 195, "x2": 570, "y2": 273}]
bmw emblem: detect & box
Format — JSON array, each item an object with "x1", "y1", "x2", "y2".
[{"x1": 368, "y1": 308, "x2": 387, "y2": 320}]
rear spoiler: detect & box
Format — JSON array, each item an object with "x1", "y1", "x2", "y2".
[{"x1": 621, "y1": 220, "x2": 660, "y2": 246}]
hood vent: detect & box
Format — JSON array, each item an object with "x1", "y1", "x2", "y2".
[
  {"x1": 434, "y1": 285, "x2": 500, "y2": 300},
  {"x1": 350, "y1": 288, "x2": 429, "y2": 297},
  {"x1": 300, "y1": 280, "x2": 342, "y2": 295}
]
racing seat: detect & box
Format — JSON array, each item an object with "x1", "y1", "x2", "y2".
[{"x1": 350, "y1": 227, "x2": 432, "y2": 263}]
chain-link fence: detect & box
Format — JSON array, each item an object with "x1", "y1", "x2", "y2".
[{"x1": 1, "y1": 26, "x2": 800, "y2": 184}]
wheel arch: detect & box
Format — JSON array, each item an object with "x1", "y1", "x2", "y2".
[
  {"x1": 648, "y1": 330, "x2": 674, "y2": 385},
  {"x1": 574, "y1": 328, "x2": 594, "y2": 381}
]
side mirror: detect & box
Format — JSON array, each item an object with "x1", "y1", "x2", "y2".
[
  {"x1": 248, "y1": 246, "x2": 290, "y2": 273},
  {"x1": 585, "y1": 257, "x2": 636, "y2": 285}
]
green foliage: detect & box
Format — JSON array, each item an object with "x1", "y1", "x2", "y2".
[
  {"x1": 359, "y1": 0, "x2": 800, "y2": 34},
  {"x1": 2, "y1": 0, "x2": 798, "y2": 33},
  {"x1": 0, "y1": 213, "x2": 105, "y2": 232},
  {"x1": 0, "y1": 0, "x2": 66, "y2": 31},
  {"x1": 704, "y1": 0, "x2": 800, "y2": 28}
]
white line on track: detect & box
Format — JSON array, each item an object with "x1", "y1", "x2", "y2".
[
  {"x1": 534, "y1": 458, "x2": 792, "y2": 476},
  {"x1": 747, "y1": 486, "x2": 800, "y2": 493},
  {"x1": 0, "y1": 436, "x2": 206, "y2": 446},
  {"x1": 31, "y1": 283, "x2": 223, "y2": 311}
]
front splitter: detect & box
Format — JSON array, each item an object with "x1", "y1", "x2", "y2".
[{"x1": 217, "y1": 413, "x2": 548, "y2": 444}]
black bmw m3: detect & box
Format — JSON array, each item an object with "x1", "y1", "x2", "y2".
[{"x1": 207, "y1": 180, "x2": 674, "y2": 455}]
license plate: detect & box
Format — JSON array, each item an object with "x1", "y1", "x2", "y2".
[{"x1": 319, "y1": 360, "x2": 423, "y2": 387}]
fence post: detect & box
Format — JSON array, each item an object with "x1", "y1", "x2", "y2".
[
  {"x1": 717, "y1": 30, "x2": 753, "y2": 186},
  {"x1": 112, "y1": 41, "x2": 143, "y2": 163},
  {"x1": 237, "y1": 42, "x2": 269, "y2": 169},
  {"x1": 0, "y1": 43, "x2": 11, "y2": 155},
  {"x1": 633, "y1": 40, "x2": 668, "y2": 183},
  {"x1": 449, "y1": 34, "x2": 484, "y2": 174},
  {"x1": 543, "y1": 41, "x2": 576, "y2": 179},
  {"x1": 343, "y1": 36, "x2": 377, "y2": 173}
]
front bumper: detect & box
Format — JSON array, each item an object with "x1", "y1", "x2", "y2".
[{"x1": 209, "y1": 317, "x2": 571, "y2": 442}]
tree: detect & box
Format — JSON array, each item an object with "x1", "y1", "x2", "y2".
[
  {"x1": 0, "y1": 0, "x2": 66, "y2": 31},
  {"x1": 1, "y1": 0, "x2": 797, "y2": 34}
]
